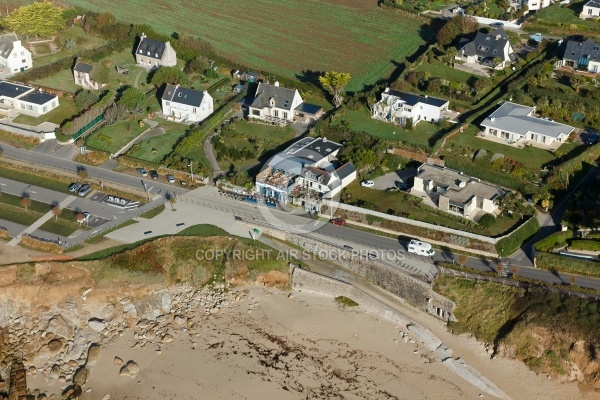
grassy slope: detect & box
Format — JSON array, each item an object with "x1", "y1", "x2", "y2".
[
  {"x1": 435, "y1": 275, "x2": 600, "y2": 379},
  {"x1": 63, "y1": 0, "x2": 428, "y2": 92}
]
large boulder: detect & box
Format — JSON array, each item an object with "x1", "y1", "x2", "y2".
[
  {"x1": 45, "y1": 315, "x2": 75, "y2": 339},
  {"x1": 88, "y1": 318, "x2": 106, "y2": 332},
  {"x1": 47, "y1": 339, "x2": 64, "y2": 354}
]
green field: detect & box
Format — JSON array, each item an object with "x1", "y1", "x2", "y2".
[
  {"x1": 338, "y1": 108, "x2": 442, "y2": 148},
  {"x1": 530, "y1": 2, "x2": 599, "y2": 29},
  {"x1": 86, "y1": 118, "x2": 148, "y2": 153},
  {"x1": 63, "y1": 0, "x2": 429, "y2": 92}
]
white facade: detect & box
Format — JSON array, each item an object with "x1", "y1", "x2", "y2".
[
  {"x1": 161, "y1": 85, "x2": 213, "y2": 123},
  {"x1": 522, "y1": 0, "x2": 550, "y2": 11},
  {"x1": 581, "y1": 0, "x2": 600, "y2": 18},
  {"x1": 0, "y1": 33, "x2": 32, "y2": 74},
  {"x1": 248, "y1": 82, "x2": 303, "y2": 124},
  {"x1": 372, "y1": 88, "x2": 449, "y2": 126},
  {"x1": 73, "y1": 63, "x2": 105, "y2": 91}
]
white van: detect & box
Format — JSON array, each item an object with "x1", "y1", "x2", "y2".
[{"x1": 407, "y1": 239, "x2": 435, "y2": 257}]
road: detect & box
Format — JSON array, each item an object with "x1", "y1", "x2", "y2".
[
  {"x1": 183, "y1": 187, "x2": 600, "y2": 291},
  {"x1": 1, "y1": 143, "x2": 189, "y2": 198}
]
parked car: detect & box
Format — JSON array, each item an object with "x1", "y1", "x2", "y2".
[
  {"x1": 78, "y1": 184, "x2": 91, "y2": 197},
  {"x1": 149, "y1": 170, "x2": 158, "y2": 180},
  {"x1": 137, "y1": 168, "x2": 148, "y2": 177},
  {"x1": 180, "y1": 180, "x2": 188, "y2": 187},
  {"x1": 68, "y1": 182, "x2": 81, "y2": 192},
  {"x1": 82, "y1": 212, "x2": 90, "y2": 221},
  {"x1": 166, "y1": 174, "x2": 176, "y2": 184},
  {"x1": 395, "y1": 181, "x2": 409, "y2": 191},
  {"x1": 490, "y1": 22, "x2": 504, "y2": 28},
  {"x1": 361, "y1": 180, "x2": 374, "y2": 188},
  {"x1": 585, "y1": 133, "x2": 599, "y2": 146},
  {"x1": 331, "y1": 218, "x2": 346, "y2": 226}
]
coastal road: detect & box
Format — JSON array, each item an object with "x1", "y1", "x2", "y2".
[
  {"x1": 183, "y1": 187, "x2": 600, "y2": 291},
  {"x1": 0, "y1": 143, "x2": 189, "y2": 198}
]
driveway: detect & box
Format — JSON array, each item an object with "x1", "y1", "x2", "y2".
[
  {"x1": 32, "y1": 139, "x2": 79, "y2": 160},
  {"x1": 372, "y1": 168, "x2": 418, "y2": 190}
]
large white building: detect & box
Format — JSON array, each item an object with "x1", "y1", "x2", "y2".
[
  {"x1": 412, "y1": 164, "x2": 506, "y2": 220},
  {"x1": 522, "y1": 0, "x2": 550, "y2": 12},
  {"x1": 255, "y1": 137, "x2": 356, "y2": 206},
  {"x1": 480, "y1": 101, "x2": 574, "y2": 148},
  {"x1": 161, "y1": 84, "x2": 214, "y2": 123},
  {"x1": 372, "y1": 88, "x2": 451, "y2": 126},
  {"x1": 0, "y1": 81, "x2": 58, "y2": 116},
  {"x1": 0, "y1": 32, "x2": 32, "y2": 75}
]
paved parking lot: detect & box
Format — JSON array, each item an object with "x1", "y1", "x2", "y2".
[{"x1": 372, "y1": 168, "x2": 418, "y2": 190}]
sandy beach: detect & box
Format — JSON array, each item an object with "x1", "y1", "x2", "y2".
[{"x1": 15, "y1": 285, "x2": 589, "y2": 400}]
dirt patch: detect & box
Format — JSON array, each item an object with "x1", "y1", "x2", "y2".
[
  {"x1": 319, "y1": 0, "x2": 378, "y2": 10},
  {"x1": 256, "y1": 271, "x2": 289, "y2": 288}
]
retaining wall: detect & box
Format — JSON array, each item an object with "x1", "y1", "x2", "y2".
[
  {"x1": 287, "y1": 234, "x2": 455, "y2": 320},
  {"x1": 0, "y1": 123, "x2": 54, "y2": 141}
]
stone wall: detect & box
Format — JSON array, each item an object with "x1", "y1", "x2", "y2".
[{"x1": 287, "y1": 234, "x2": 455, "y2": 321}]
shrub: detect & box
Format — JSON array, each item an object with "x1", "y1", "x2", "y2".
[
  {"x1": 478, "y1": 213, "x2": 496, "y2": 229},
  {"x1": 569, "y1": 239, "x2": 600, "y2": 251},
  {"x1": 536, "y1": 251, "x2": 600, "y2": 278},
  {"x1": 534, "y1": 231, "x2": 571, "y2": 252},
  {"x1": 495, "y1": 217, "x2": 540, "y2": 257},
  {"x1": 366, "y1": 214, "x2": 384, "y2": 225}
]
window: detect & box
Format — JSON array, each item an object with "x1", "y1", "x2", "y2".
[
  {"x1": 501, "y1": 131, "x2": 510, "y2": 139},
  {"x1": 20, "y1": 51, "x2": 24, "y2": 56},
  {"x1": 492, "y1": 49, "x2": 498, "y2": 54},
  {"x1": 20, "y1": 104, "x2": 25, "y2": 109},
  {"x1": 139, "y1": 49, "x2": 143, "y2": 53},
  {"x1": 252, "y1": 109, "x2": 260, "y2": 116},
  {"x1": 147, "y1": 51, "x2": 150, "y2": 55},
  {"x1": 42, "y1": 106, "x2": 47, "y2": 113},
  {"x1": 155, "y1": 53, "x2": 158, "y2": 58},
  {"x1": 478, "y1": 45, "x2": 489, "y2": 52},
  {"x1": 273, "y1": 109, "x2": 279, "y2": 118},
  {"x1": 283, "y1": 112, "x2": 288, "y2": 119},
  {"x1": 22, "y1": 59, "x2": 26, "y2": 63},
  {"x1": 165, "y1": 101, "x2": 170, "y2": 106},
  {"x1": 192, "y1": 107, "x2": 197, "y2": 114}
]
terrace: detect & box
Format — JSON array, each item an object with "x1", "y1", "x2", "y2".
[{"x1": 476, "y1": 130, "x2": 564, "y2": 151}]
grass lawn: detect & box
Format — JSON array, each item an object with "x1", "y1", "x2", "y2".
[
  {"x1": 31, "y1": 26, "x2": 109, "y2": 68},
  {"x1": 86, "y1": 118, "x2": 147, "y2": 153},
  {"x1": 39, "y1": 218, "x2": 88, "y2": 236},
  {"x1": 448, "y1": 125, "x2": 558, "y2": 169},
  {"x1": 0, "y1": 165, "x2": 71, "y2": 194},
  {"x1": 0, "y1": 205, "x2": 39, "y2": 226},
  {"x1": 139, "y1": 203, "x2": 166, "y2": 219},
  {"x1": 338, "y1": 108, "x2": 442, "y2": 148},
  {"x1": 531, "y1": 2, "x2": 599, "y2": 29},
  {"x1": 303, "y1": 95, "x2": 334, "y2": 112},
  {"x1": 12, "y1": 98, "x2": 80, "y2": 126},
  {"x1": 64, "y1": 0, "x2": 428, "y2": 92},
  {"x1": 126, "y1": 119, "x2": 188, "y2": 163},
  {"x1": 216, "y1": 121, "x2": 296, "y2": 169},
  {"x1": 414, "y1": 61, "x2": 475, "y2": 83}
]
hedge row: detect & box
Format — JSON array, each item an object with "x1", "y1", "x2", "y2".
[
  {"x1": 554, "y1": 142, "x2": 600, "y2": 177},
  {"x1": 570, "y1": 239, "x2": 600, "y2": 252},
  {"x1": 495, "y1": 216, "x2": 540, "y2": 257},
  {"x1": 536, "y1": 251, "x2": 600, "y2": 278},
  {"x1": 534, "y1": 230, "x2": 572, "y2": 252}
]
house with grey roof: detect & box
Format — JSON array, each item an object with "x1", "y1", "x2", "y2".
[
  {"x1": 0, "y1": 32, "x2": 32, "y2": 75},
  {"x1": 134, "y1": 33, "x2": 176, "y2": 69},
  {"x1": 0, "y1": 80, "x2": 58, "y2": 116},
  {"x1": 73, "y1": 61, "x2": 106, "y2": 90},
  {"x1": 456, "y1": 28, "x2": 515, "y2": 69},
  {"x1": 247, "y1": 82, "x2": 323, "y2": 124},
  {"x1": 480, "y1": 101, "x2": 574, "y2": 149},
  {"x1": 412, "y1": 164, "x2": 506, "y2": 220},
  {"x1": 581, "y1": 0, "x2": 600, "y2": 18},
  {"x1": 255, "y1": 137, "x2": 356, "y2": 206},
  {"x1": 560, "y1": 38, "x2": 600, "y2": 73},
  {"x1": 372, "y1": 88, "x2": 453, "y2": 126},
  {"x1": 161, "y1": 84, "x2": 213, "y2": 123}
]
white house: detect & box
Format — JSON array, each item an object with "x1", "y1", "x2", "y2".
[
  {"x1": 522, "y1": 0, "x2": 550, "y2": 12},
  {"x1": 480, "y1": 101, "x2": 574, "y2": 148},
  {"x1": 0, "y1": 32, "x2": 32, "y2": 74},
  {"x1": 581, "y1": 0, "x2": 600, "y2": 18},
  {"x1": 73, "y1": 61, "x2": 106, "y2": 91},
  {"x1": 255, "y1": 137, "x2": 356, "y2": 207},
  {"x1": 372, "y1": 88, "x2": 451, "y2": 126},
  {"x1": 456, "y1": 28, "x2": 516, "y2": 69},
  {"x1": 412, "y1": 164, "x2": 506, "y2": 220},
  {"x1": 560, "y1": 38, "x2": 600, "y2": 73},
  {"x1": 0, "y1": 81, "x2": 58, "y2": 116},
  {"x1": 161, "y1": 84, "x2": 213, "y2": 123},
  {"x1": 134, "y1": 33, "x2": 177, "y2": 69},
  {"x1": 247, "y1": 82, "x2": 303, "y2": 124}
]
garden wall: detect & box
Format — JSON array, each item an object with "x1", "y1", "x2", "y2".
[{"x1": 0, "y1": 122, "x2": 54, "y2": 142}]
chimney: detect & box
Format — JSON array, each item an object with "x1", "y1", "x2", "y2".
[
  {"x1": 141, "y1": 32, "x2": 146, "y2": 39},
  {"x1": 490, "y1": 117, "x2": 495, "y2": 122},
  {"x1": 384, "y1": 87, "x2": 390, "y2": 93},
  {"x1": 274, "y1": 81, "x2": 280, "y2": 87},
  {"x1": 496, "y1": 34, "x2": 501, "y2": 40}
]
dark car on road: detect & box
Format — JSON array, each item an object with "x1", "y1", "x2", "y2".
[
  {"x1": 585, "y1": 133, "x2": 599, "y2": 146},
  {"x1": 78, "y1": 184, "x2": 91, "y2": 197},
  {"x1": 331, "y1": 218, "x2": 346, "y2": 226},
  {"x1": 150, "y1": 170, "x2": 158, "y2": 180},
  {"x1": 68, "y1": 182, "x2": 81, "y2": 192}
]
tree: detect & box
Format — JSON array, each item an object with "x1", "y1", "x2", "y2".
[
  {"x1": 184, "y1": 56, "x2": 209, "y2": 74},
  {"x1": 52, "y1": 205, "x2": 62, "y2": 221},
  {"x1": 347, "y1": 148, "x2": 376, "y2": 171},
  {"x1": 74, "y1": 90, "x2": 100, "y2": 110},
  {"x1": 493, "y1": 57, "x2": 503, "y2": 68},
  {"x1": 4, "y1": 1, "x2": 66, "y2": 37},
  {"x1": 166, "y1": 193, "x2": 177, "y2": 210},
  {"x1": 204, "y1": 68, "x2": 218, "y2": 79},
  {"x1": 104, "y1": 103, "x2": 127, "y2": 125},
  {"x1": 77, "y1": 166, "x2": 89, "y2": 180},
  {"x1": 91, "y1": 63, "x2": 110, "y2": 85},
  {"x1": 457, "y1": 254, "x2": 468, "y2": 266},
  {"x1": 405, "y1": 118, "x2": 414, "y2": 131},
  {"x1": 118, "y1": 87, "x2": 146, "y2": 118},
  {"x1": 570, "y1": 75, "x2": 586, "y2": 93},
  {"x1": 20, "y1": 195, "x2": 31, "y2": 211},
  {"x1": 436, "y1": 15, "x2": 478, "y2": 47},
  {"x1": 150, "y1": 66, "x2": 188, "y2": 87},
  {"x1": 319, "y1": 71, "x2": 351, "y2": 108},
  {"x1": 541, "y1": 198, "x2": 550, "y2": 212}
]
